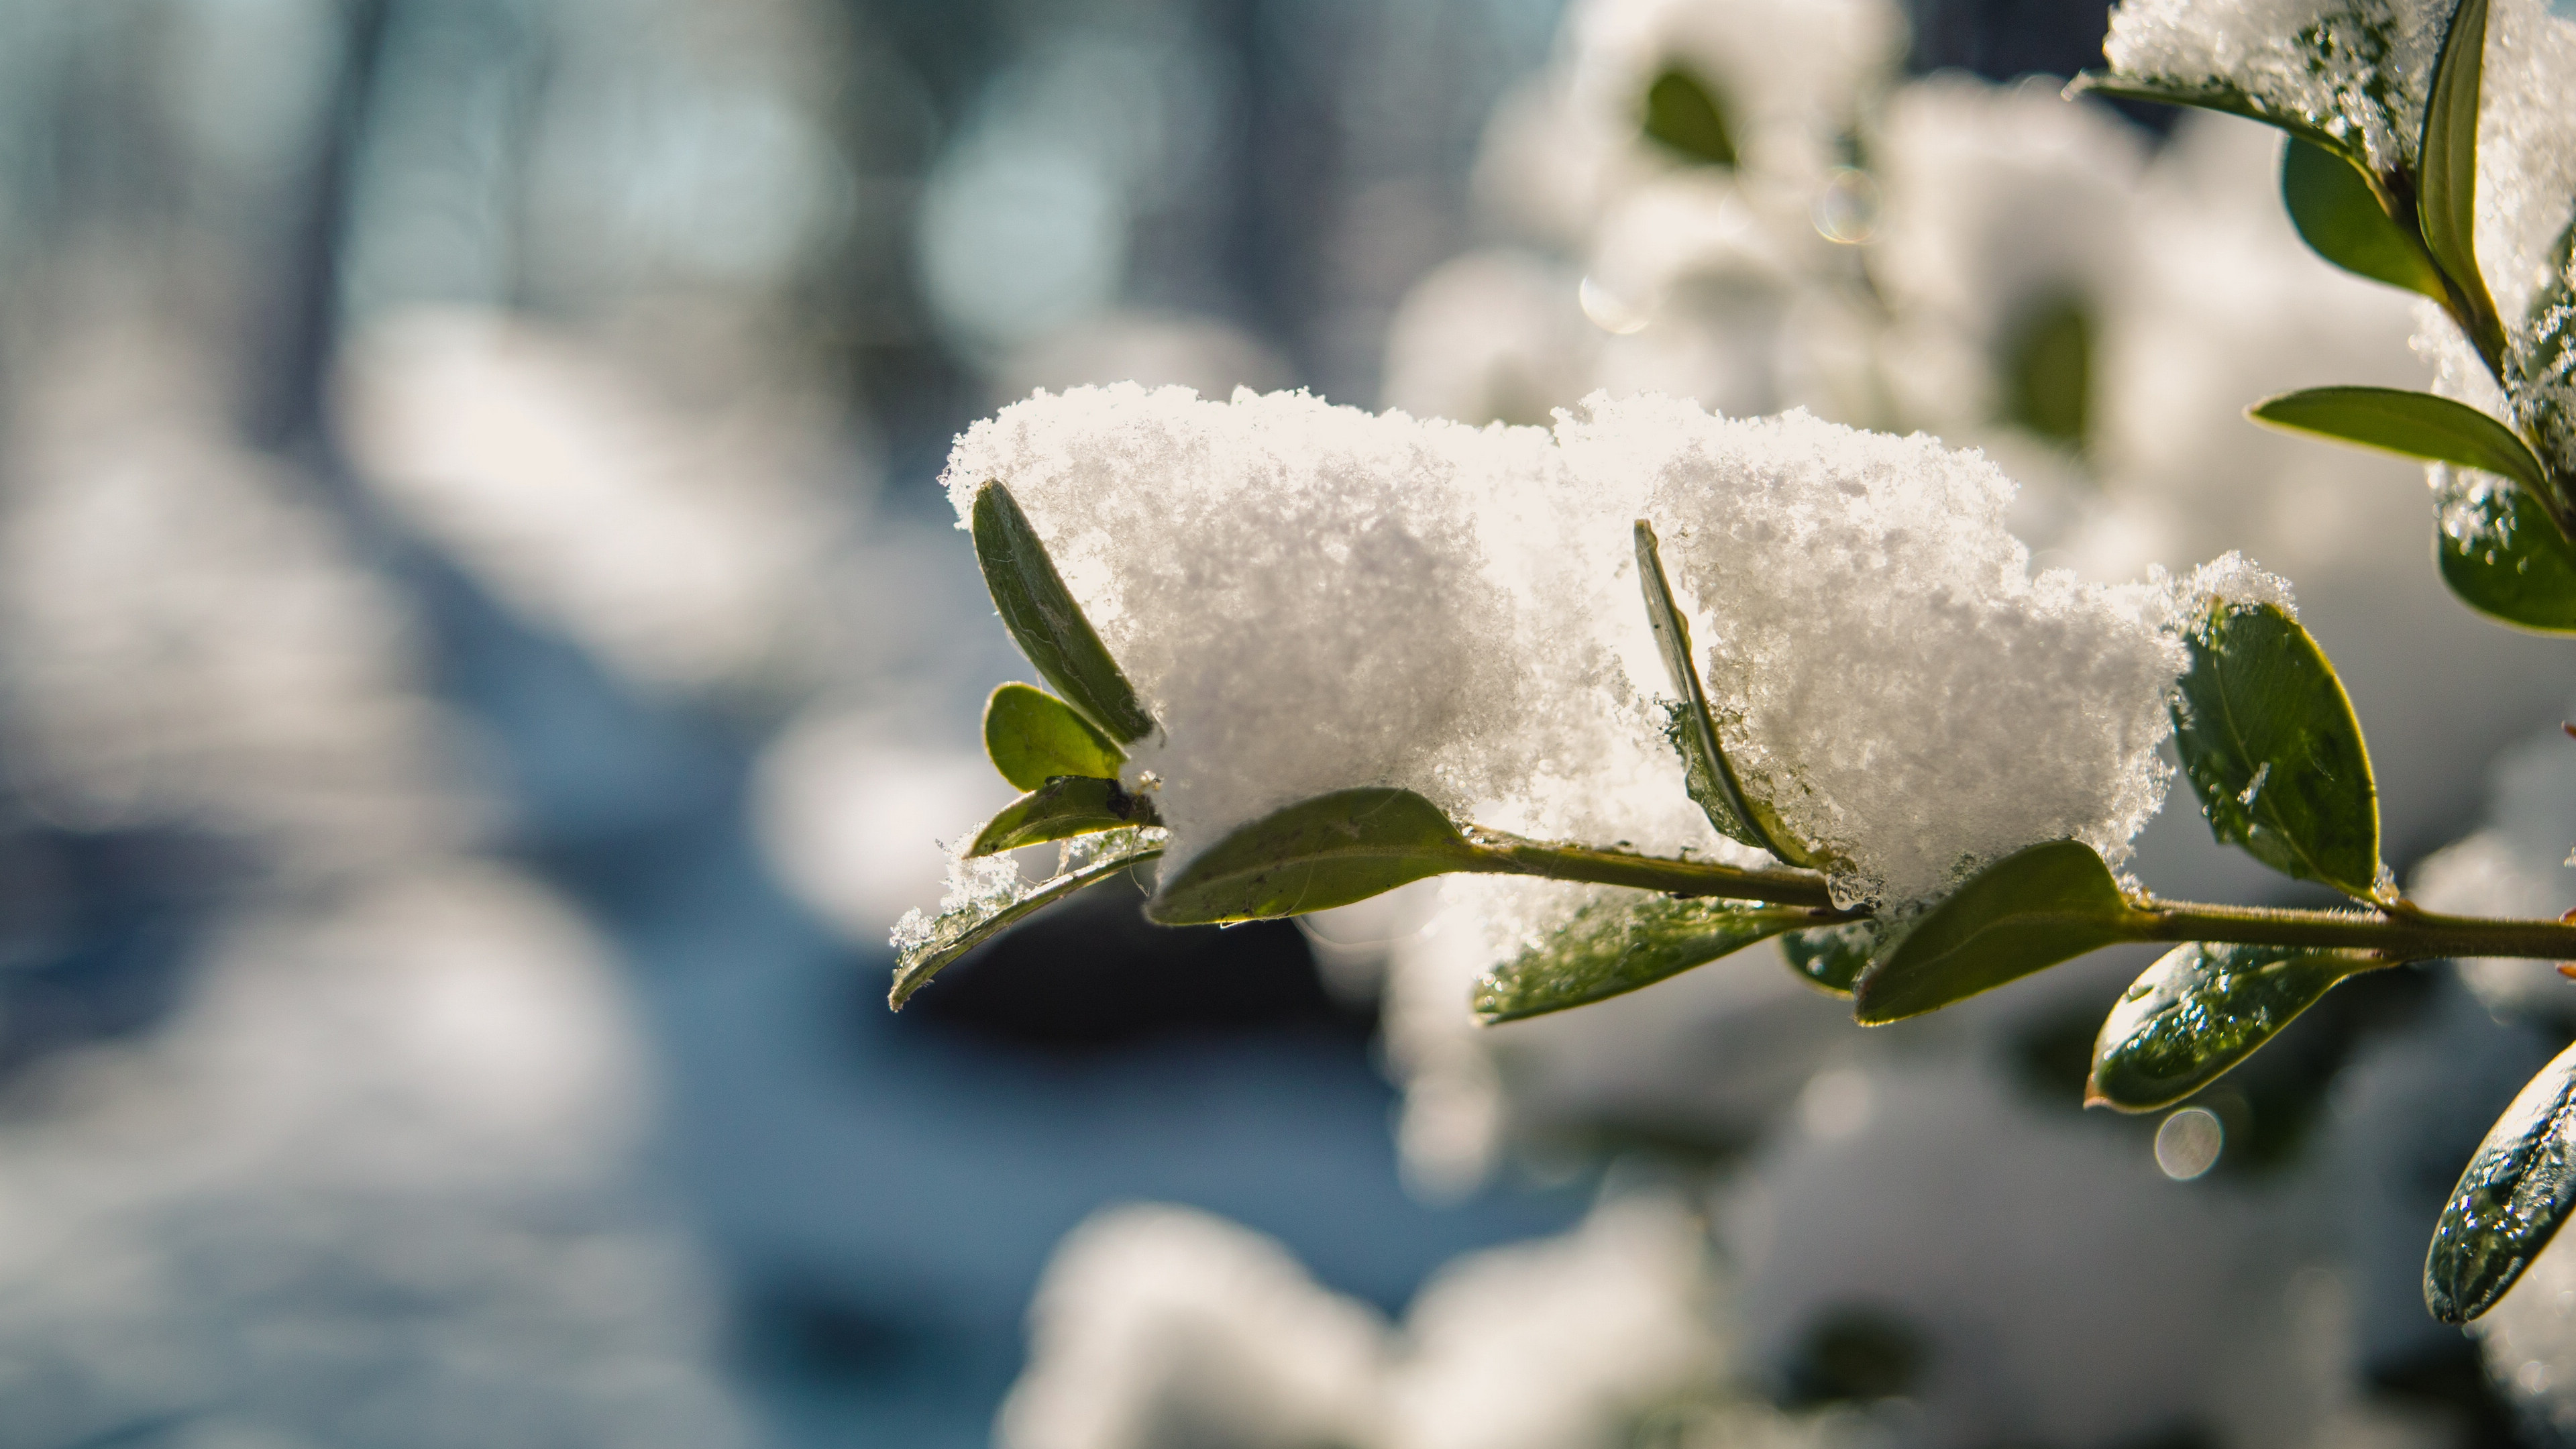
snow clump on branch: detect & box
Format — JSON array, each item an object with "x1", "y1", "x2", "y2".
[
  {"x1": 1559, "y1": 396, "x2": 2187, "y2": 904},
  {"x1": 941, "y1": 384, "x2": 2214, "y2": 909}
]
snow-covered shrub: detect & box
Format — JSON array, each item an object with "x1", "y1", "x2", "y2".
[{"x1": 899, "y1": 0, "x2": 2576, "y2": 1379}]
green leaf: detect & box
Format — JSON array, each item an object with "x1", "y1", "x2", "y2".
[
  {"x1": 2426, "y1": 1040, "x2": 2576, "y2": 1324},
  {"x1": 970, "y1": 481, "x2": 1155, "y2": 744},
  {"x1": 1781, "y1": 919, "x2": 1894, "y2": 997},
  {"x1": 1473, "y1": 894, "x2": 1827, "y2": 1024},
  {"x1": 983, "y1": 682, "x2": 1126, "y2": 792},
  {"x1": 969, "y1": 776, "x2": 1158, "y2": 857},
  {"x1": 1633, "y1": 521, "x2": 1815, "y2": 865},
  {"x1": 2065, "y1": 73, "x2": 2363, "y2": 168},
  {"x1": 2169, "y1": 599, "x2": 2383, "y2": 898},
  {"x1": 2248, "y1": 387, "x2": 2551, "y2": 496},
  {"x1": 2281, "y1": 138, "x2": 2448, "y2": 301},
  {"x1": 2436, "y1": 470, "x2": 2576, "y2": 634},
  {"x1": 1851, "y1": 841, "x2": 2145, "y2": 1024},
  {"x1": 889, "y1": 828, "x2": 1165, "y2": 1009},
  {"x1": 2000, "y1": 294, "x2": 2093, "y2": 451},
  {"x1": 1146, "y1": 788, "x2": 1488, "y2": 926},
  {"x1": 2088, "y1": 943, "x2": 2379, "y2": 1112},
  {"x1": 2418, "y1": 0, "x2": 2508, "y2": 360},
  {"x1": 1642, "y1": 66, "x2": 1736, "y2": 169}
]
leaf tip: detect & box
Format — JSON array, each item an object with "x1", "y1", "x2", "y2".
[
  {"x1": 2422, "y1": 1272, "x2": 2477, "y2": 1326},
  {"x1": 1847, "y1": 977, "x2": 1906, "y2": 1027},
  {"x1": 887, "y1": 968, "x2": 924, "y2": 1012}
]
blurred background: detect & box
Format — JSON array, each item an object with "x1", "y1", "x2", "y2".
[{"x1": 3, "y1": 0, "x2": 2575, "y2": 1446}]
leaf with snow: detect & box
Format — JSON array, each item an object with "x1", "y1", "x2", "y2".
[
  {"x1": 1474, "y1": 894, "x2": 1831, "y2": 1024},
  {"x1": 2508, "y1": 215, "x2": 2576, "y2": 504},
  {"x1": 1148, "y1": 788, "x2": 1487, "y2": 926},
  {"x1": 2170, "y1": 596, "x2": 2381, "y2": 898},
  {"x1": 969, "y1": 776, "x2": 1159, "y2": 857},
  {"x1": 2436, "y1": 471, "x2": 2576, "y2": 634},
  {"x1": 2417, "y1": 0, "x2": 2508, "y2": 360},
  {"x1": 2068, "y1": 72, "x2": 2361, "y2": 165},
  {"x1": 1851, "y1": 840, "x2": 2146, "y2": 1024},
  {"x1": 971, "y1": 481, "x2": 1156, "y2": 745},
  {"x1": 890, "y1": 827, "x2": 1167, "y2": 1008},
  {"x1": 2085, "y1": 0, "x2": 2441, "y2": 183},
  {"x1": 1633, "y1": 520, "x2": 1811, "y2": 865}
]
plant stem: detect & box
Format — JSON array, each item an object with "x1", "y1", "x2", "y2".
[
  {"x1": 1465, "y1": 829, "x2": 2576, "y2": 959},
  {"x1": 2128, "y1": 896, "x2": 2576, "y2": 960},
  {"x1": 1462, "y1": 830, "x2": 1843, "y2": 910}
]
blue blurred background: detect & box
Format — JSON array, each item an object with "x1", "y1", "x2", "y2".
[{"x1": 0, "y1": 2, "x2": 2184, "y2": 1446}]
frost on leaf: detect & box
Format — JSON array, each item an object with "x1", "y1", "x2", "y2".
[
  {"x1": 2098, "y1": 0, "x2": 2448, "y2": 180},
  {"x1": 888, "y1": 826, "x2": 1167, "y2": 1008}
]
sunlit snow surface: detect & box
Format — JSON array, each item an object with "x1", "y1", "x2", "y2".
[{"x1": 943, "y1": 384, "x2": 2192, "y2": 910}]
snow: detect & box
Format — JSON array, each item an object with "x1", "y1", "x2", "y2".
[
  {"x1": 941, "y1": 383, "x2": 1713, "y2": 883},
  {"x1": 999, "y1": 1195, "x2": 1811, "y2": 1449},
  {"x1": 2167, "y1": 551, "x2": 2302, "y2": 626},
  {"x1": 1561, "y1": 396, "x2": 2186, "y2": 906},
  {"x1": 998, "y1": 1205, "x2": 1388, "y2": 1449},
  {"x1": 2100, "y1": 0, "x2": 2448, "y2": 179},
  {"x1": 944, "y1": 385, "x2": 2190, "y2": 911},
  {"x1": 2481, "y1": 0, "x2": 2576, "y2": 483}
]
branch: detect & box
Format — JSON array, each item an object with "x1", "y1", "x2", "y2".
[{"x1": 1462, "y1": 827, "x2": 2576, "y2": 961}]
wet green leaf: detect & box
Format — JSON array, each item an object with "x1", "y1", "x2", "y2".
[
  {"x1": 889, "y1": 828, "x2": 1165, "y2": 1009},
  {"x1": 2419, "y1": 0, "x2": 2508, "y2": 359},
  {"x1": 2171, "y1": 599, "x2": 2382, "y2": 898},
  {"x1": 2435, "y1": 470, "x2": 2576, "y2": 634},
  {"x1": 1781, "y1": 919, "x2": 1894, "y2": 997},
  {"x1": 2088, "y1": 943, "x2": 2379, "y2": 1112},
  {"x1": 1851, "y1": 841, "x2": 2145, "y2": 1024},
  {"x1": 2000, "y1": 294, "x2": 2092, "y2": 451},
  {"x1": 2247, "y1": 387, "x2": 2550, "y2": 497},
  {"x1": 1146, "y1": 788, "x2": 1487, "y2": 926},
  {"x1": 969, "y1": 776, "x2": 1157, "y2": 857},
  {"x1": 1642, "y1": 66, "x2": 1736, "y2": 169},
  {"x1": 2426, "y1": 1040, "x2": 2576, "y2": 1323},
  {"x1": 2281, "y1": 138, "x2": 2447, "y2": 301},
  {"x1": 970, "y1": 481, "x2": 1155, "y2": 744},
  {"x1": 1474, "y1": 894, "x2": 1825, "y2": 1024},
  {"x1": 982, "y1": 683, "x2": 1126, "y2": 792},
  {"x1": 1633, "y1": 521, "x2": 1815, "y2": 865}
]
